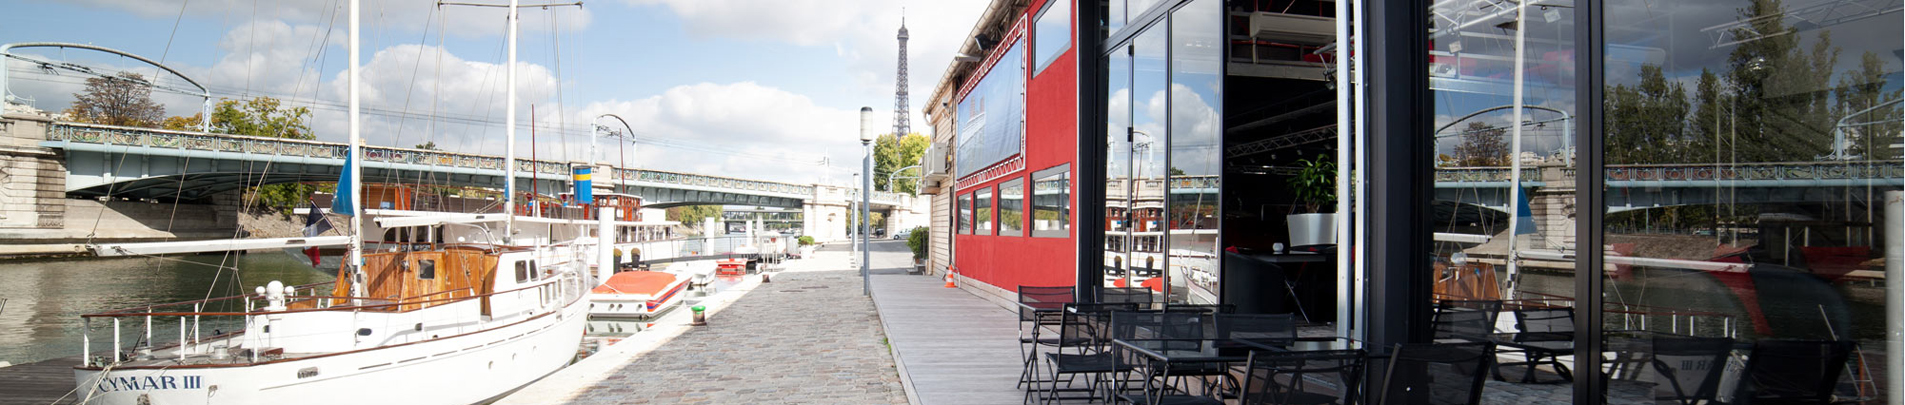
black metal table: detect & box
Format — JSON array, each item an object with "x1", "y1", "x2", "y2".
[{"x1": 1112, "y1": 338, "x2": 1249, "y2": 405}]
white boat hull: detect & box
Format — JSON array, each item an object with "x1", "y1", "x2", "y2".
[
  {"x1": 73, "y1": 295, "x2": 588, "y2": 405},
  {"x1": 588, "y1": 279, "x2": 688, "y2": 319}
]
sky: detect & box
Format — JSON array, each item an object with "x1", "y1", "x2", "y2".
[{"x1": 0, "y1": 0, "x2": 989, "y2": 186}]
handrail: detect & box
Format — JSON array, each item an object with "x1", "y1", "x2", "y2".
[{"x1": 84, "y1": 279, "x2": 549, "y2": 318}]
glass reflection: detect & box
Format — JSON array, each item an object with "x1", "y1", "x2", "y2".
[
  {"x1": 1603, "y1": 0, "x2": 1900, "y2": 402},
  {"x1": 1132, "y1": 19, "x2": 1169, "y2": 303},
  {"x1": 1428, "y1": 0, "x2": 1579, "y2": 400},
  {"x1": 1168, "y1": 0, "x2": 1221, "y2": 305},
  {"x1": 1107, "y1": 43, "x2": 1134, "y2": 290},
  {"x1": 1000, "y1": 178, "x2": 1025, "y2": 236},
  {"x1": 977, "y1": 187, "x2": 994, "y2": 235}
]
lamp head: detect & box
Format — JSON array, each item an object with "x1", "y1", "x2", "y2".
[{"x1": 859, "y1": 107, "x2": 876, "y2": 143}]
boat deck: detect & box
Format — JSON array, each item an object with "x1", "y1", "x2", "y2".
[{"x1": 0, "y1": 356, "x2": 80, "y2": 405}]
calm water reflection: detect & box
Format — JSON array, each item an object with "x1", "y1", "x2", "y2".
[{"x1": 0, "y1": 252, "x2": 333, "y2": 365}]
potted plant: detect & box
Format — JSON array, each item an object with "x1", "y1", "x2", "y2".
[
  {"x1": 1286, "y1": 153, "x2": 1338, "y2": 248},
  {"x1": 905, "y1": 226, "x2": 929, "y2": 274},
  {"x1": 796, "y1": 235, "x2": 817, "y2": 257}
]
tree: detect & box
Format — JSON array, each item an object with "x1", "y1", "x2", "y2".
[
  {"x1": 211, "y1": 96, "x2": 320, "y2": 214},
  {"x1": 667, "y1": 205, "x2": 725, "y2": 228},
  {"x1": 212, "y1": 97, "x2": 313, "y2": 140},
  {"x1": 414, "y1": 141, "x2": 439, "y2": 150},
  {"x1": 160, "y1": 113, "x2": 203, "y2": 131},
  {"x1": 65, "y1": 72, "x2": 165, "y2": 127},
  {"x1": 1453, "y1": 122, "x2": 1509, "y2": 166},
  {"x1": 873, "y1": 133, "x2": 931, "y2": 194}
]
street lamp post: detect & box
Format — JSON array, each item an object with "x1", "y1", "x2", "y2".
[
  {"x1": 860, "y1": 107, "x2": 875, "y2": 297},
  {"x1": 595, "y1": 113, "x2": 636, "y2": 194}
]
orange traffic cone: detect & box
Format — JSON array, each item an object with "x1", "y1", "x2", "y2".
[{"x1": 943, "y1": 269, "x2": 958, "y2": 288}]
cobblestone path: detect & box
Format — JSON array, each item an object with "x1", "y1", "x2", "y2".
[{"x1": 564, "y1": 253, "x2": 906, "y2": 404}]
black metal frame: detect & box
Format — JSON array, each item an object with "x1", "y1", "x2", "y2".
[
  {"x1": 1076, "y1": 0, "x2": 1106, "y2": 304},
  {"x1": 1366, "y1": 0, "x2": 1435, "y2": 349},
  {"x1": 1574, "y1": 0, "x2": 1608, "y2": 402}
]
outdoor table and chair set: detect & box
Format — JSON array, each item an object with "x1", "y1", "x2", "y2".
[{"x1": 1016, "y1": 287, "x2": 1862, "y2": 405}]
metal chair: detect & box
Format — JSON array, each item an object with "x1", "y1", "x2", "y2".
[
  {"x1": 1373, "y1": 342, "x2": 1495, "y2": 405},
  {"x1": 1430, "y1": 300, "x2": 1500, "y2": 341},
  {"x1": 1731, "y1": 339, "x2": 1857, "y2": 405},
  {"x1": 1103, "y1": 286, "x2": 1155, "y2": 306},
  {"x1": 1495, "y1": 307, "x2": 1574, "y2": 383},
  {"x1": 1018, "y1": 286, "x2": 1076, "y2": 388},
  {"x1": 1635, "y1": 335, "x2": 1736, "y2": 405},
  {"x1": 1163, "y1": 303, "x2": 1237, "y2": 315},
  {"x1": 1033, "y1": 302, "x2": 1137, "y2": 405},
  {"x1": 1240, "y1": 348, "x2": 1368, "y2": 405}
]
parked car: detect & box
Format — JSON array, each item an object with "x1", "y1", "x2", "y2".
[{"x1": 893, "y1": 228, "x2": 912, "y2": 240}]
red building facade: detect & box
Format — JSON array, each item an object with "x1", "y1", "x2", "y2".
[{"x1": 948, "y1": 0, "x2": 1079, "y2": 294}]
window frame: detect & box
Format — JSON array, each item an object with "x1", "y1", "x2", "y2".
[
  {"x1": 998, "y1": 177, "x2": 1027, "y2": 237},
  {"x1": 1032, "y1": 0, "x2": 1072, "y2": 76},
  {"x1": 975, "y1": 186, "x2": 995, "y2": 235},
  {"x1": 1032, "y1": 164, "x2": 1071, "y2": 238}
]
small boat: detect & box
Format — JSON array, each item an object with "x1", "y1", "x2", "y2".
[
  {"x1": 665, "y1": 262, "x2": 716, "y2": 288},
  {"x1": 589, "y1": 271, "x2": 688, "y2": 318},
  {"x1": 716, "y1": 258, "x2": 749, "y2": 276}
]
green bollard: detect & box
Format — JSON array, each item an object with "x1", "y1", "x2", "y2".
[{"x1": 691, "y1": 305, "x2": 708, "y2": 326}]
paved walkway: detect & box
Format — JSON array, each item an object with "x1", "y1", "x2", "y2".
[
  {"x1": 502, "y1": 243, "x2": 906, "y2": 405},
  {"x1": 870, "y1": 270, "x2": 1025, "y2": 405}
]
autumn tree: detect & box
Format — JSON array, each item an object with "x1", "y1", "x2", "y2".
[
  {"x1": 872, "y1": 133, "x2": 931, "y2": 194},
  {"x1": 1453, "y1": 122, "x2": 1508, "y2": 166},
  {"x1": 65, "y1": 72, "x2": 165, "y2": 127}
]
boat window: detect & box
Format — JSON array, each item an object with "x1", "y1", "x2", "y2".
[
  {"x1": 417, "y1": 259, "x2": 436, "y2": 280},
  {"x1": 515, "y1": 261, "x2": 529, "y2": 283}
]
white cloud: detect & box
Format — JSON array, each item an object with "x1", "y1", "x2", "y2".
[
  {"x1": 574, "y1": 82, "x2": 867, "y2": 184},
  {"x1": 626, "y1": 0, "x2": 990, "y2": 137},
  {"x1": 66, "y1": 0, "x2": 591, "y2": 38}
]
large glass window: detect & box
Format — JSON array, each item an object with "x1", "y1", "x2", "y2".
[
  {"x1": 1166, "y1": 0, "x2": 1221, "y2": 305},
  {"x1": 1424, "y1": 0, "x2": 1579, "y2": 401},
  {"x1": 1000, "y1": 178, "x2": 1026, "y2": 236},
  {"x1": 1600, "y1": 0, "x2": 1900, "y2": 402},
  {"x1": 1033, "y1": 0, "x2": 1070, "y2": 75},
  {"x1": 1033, "y1": 164, "x2": 1071, "y2": 237},
  {"x1": 976, "y1": 187, "x2": 995, "y2": 235},
  {"x1": 956, "y1": 40, "x2": 1027, "y2": 178},
  {"x1": 958, "y1": 193, "x2": 974, "y2": 235},
  {"x1": 1106, "y1": 42, "x2": 1134, "y2": 290},
  {"x1": 1130, "y1": 18, "x2": 1168, "y2": 302}
]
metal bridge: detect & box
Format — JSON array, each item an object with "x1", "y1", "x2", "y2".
[{"x1": 42, "y1": 121, "x2": 907, "y2": 209}]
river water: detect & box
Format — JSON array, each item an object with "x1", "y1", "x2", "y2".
[{"x1": 0, "y1": 252, "x2": 333, "y2": 365}]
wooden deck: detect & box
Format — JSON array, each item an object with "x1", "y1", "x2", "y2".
[
  {"x1": 871, "y1": 273, "x2": 1027, "y2": 405},
  {"x1": 0, "y1": 356, "x2": 80, "y2": 405}
]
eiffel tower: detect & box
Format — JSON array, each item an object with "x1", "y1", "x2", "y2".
[{"x1": 892, "y1": 13, "x2": 912, "y2": 137}]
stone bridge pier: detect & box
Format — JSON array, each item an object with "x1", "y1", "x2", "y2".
[{"x1": 1, "y1": 111, "x2": 65, "y2": 230}]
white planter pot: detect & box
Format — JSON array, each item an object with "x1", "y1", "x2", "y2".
[{"x1": 1286, "y1": 213, "x2": 1339, "y2": 247}]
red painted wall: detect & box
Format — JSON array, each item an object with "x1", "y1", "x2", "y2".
[{"x1": 953, "y1": 0, "x2": 1079, "y2": 293}]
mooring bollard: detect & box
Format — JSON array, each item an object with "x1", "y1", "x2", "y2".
[
  {"x1": 762, "y1": 273, "x2": 771, "y2": 283},
  {"x1": 691, "y1": 305, "x2": 708, "y2": 326}
]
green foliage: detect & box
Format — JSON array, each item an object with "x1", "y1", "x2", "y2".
[
  {"x1": 905, "y1": 226, "x2": 929, "y2": 260},
  {"x1": 211, "y1": 97, "x2": 313, "y2": 140},
  {"x1": 203, "y1": 96, "x2": 318, "y2": 214},
  {"x1": 1287, "y1": 153, "x2": 1336, "y2": 213},
  {"x1": 797, "y1": 235, "x2": 816, "y2": 246},
  {"x1": 873, "y1": 133, "x2": 931, "y2": 194},
  {"x1": 161, "y1": 114, "x2": 204, "y2": 131},
  {"x1": 66, "y1": 72, "x2": 165, "y2": 127},
  {"x1": 414, "y1": 141, "x2": 438, "y2": 150},
  {"x1": 667, "y1": 205, "x2": 725, "y2": 228}
]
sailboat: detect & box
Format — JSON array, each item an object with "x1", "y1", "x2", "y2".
[{"x1": 70, "y1": 1, "x2": 598, "y2": 403}]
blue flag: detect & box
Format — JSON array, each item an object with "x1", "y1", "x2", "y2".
[{"x1": 333, "y1": 152, "x2": 355, "y2": 216}]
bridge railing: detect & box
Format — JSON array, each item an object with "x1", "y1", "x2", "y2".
[
  {"x1": 1435, "y1": 161, "x2": 1902, "y2": 184},
  {"x1": 48, "y1": 122, "x2": 823, "y2": 197}
]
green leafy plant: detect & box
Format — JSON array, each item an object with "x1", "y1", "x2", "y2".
[
  {"x1": 905, "y1": 226, "x2": 929, "y2": 261},
  {"x1": 797, "y1": 235, "x2": 816, "y2": 246},
  {"x1": 1287, "y1": 153, "x2": 1336, "y2": 213}
]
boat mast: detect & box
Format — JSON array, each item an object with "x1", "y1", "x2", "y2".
[
  {"x1": 347, "y1": 0, "x2": 366, "y2": 297},
  {"x1": 504, "y1": 0, "x2": 519, "y2": 243}
]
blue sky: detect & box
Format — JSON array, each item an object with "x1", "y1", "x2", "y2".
[{"x1": 1, "y1": 0, "x2": 989, "y2": 184}]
